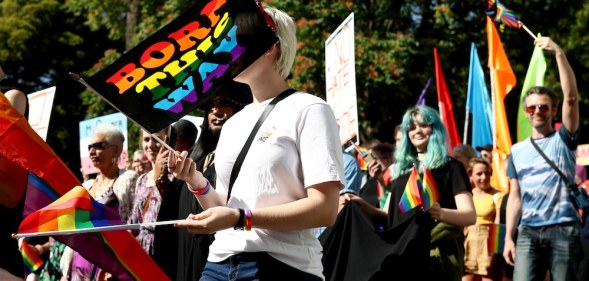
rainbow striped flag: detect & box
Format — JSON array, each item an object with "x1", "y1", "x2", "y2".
[
  {"x1": 21, "y1": 239, "x2": 44, "y2": 273},
  {"x1": 350, "y1": 141, "x2": 369, "y2": 170},
  {"x1": 19, "y1": 186, "x2": 123, "y2": 233},
  {"x1": 487, "y1": 224, "x2": 506, "y2": 254},
  {"x1": 19, "y1": 186, "x2": 170, "y2": 280},
  {"x1": 420, "y1": 167, "x2": 440, "y2": 211},
  {"x1": 486, "y1": 0, "x2": 522, "y2": 30},
  {"x1": 398, "y1": 166, "x2": 422, "y2": 213}
]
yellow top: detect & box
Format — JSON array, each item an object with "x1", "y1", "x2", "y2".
[{"x1": 473, "y1": 190, "x2": 503, "y2": 225}]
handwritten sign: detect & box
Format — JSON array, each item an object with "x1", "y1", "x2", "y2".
[{"x1": 325, "y1": 13, "x2": 359, "y2": 147}]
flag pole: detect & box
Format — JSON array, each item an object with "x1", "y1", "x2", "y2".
[
  {"x1": 519, "y1": 22, "x2": 537, "y2": 40},
  {"x1": 12, "y1": 220, "x2": 185, "y2": 239},
  {"x1": 463, "y1": 112, "x2": 469, "y2": 145}
]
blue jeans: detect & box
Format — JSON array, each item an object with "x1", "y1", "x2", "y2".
[
  {"x1": 200, "y1": 252, "x2": 322, "y2": 281},
  {"x1": 513, "y1": 222, "x2": 584, "y2": 281}
]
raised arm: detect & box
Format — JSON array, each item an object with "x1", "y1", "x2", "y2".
[{"x1": 535, "y1": 37, "x2": 579, "y2": 133}]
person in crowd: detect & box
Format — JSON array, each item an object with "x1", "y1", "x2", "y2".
[
  {"x1": 65, "y1": 124, "x2": 137, "y2": 280},
  {"x1": 128, "y1": 129, "x2": 167, "y2": 255},
  {"x1": 340, "y1": 148, "x2": 362, "y2": 196},
  {"x1": 394, "y1": 124, "x2": 402, "y2": 148},
  {"x1": 0, "y1": 89, "x2": 29, "y2": 281},
  {"x1": 368, "y1": 142, "x2": 395, "y2": 208},
  {"x1": 475, "y1": 145, "x2": 493, "y2": 164},
  {"x1": 504, "y1": 37, "x2": 582, "y2": 281},
  {"x1": 131, "y1": 149, "x2": 151, "y2": 176},
  {"x1": 172, "y1": 4, "x2": 344, "y2": 280},
  {"x1": 453, "y1": 144, "x2": 477, "y2": 171},
  {"x1": 463, "y1": 158, "x2": 503, "y2": 281},
  {"x1": 342, "y1": 105, "x2": 475, "y2": 280},
  {"x1": 156, "y1": 82, "x2": 250, "y2": 281},
  {"x1": 390, "y1": 105, "x2": 475, "y2": 279}
]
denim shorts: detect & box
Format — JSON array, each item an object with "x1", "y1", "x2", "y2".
[{"x1": 200, "y1": 252, "x2": 322, "y2": 281}]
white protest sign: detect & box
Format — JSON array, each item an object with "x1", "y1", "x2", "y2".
[
  {"x1": 27, "y1": 87, "x2": 56, "y2": 141},
  {"x1": 325, "y1": 13, "x2": 358, "y2": 147}
]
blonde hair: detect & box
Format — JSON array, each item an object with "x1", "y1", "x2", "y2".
[{"x1": 264, "y1": 5, "x2": 297, "y2": 79}]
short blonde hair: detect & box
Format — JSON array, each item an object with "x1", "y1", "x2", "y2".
[{"x1": 264, "y1": 5, "x2": 297, "y2": 79}]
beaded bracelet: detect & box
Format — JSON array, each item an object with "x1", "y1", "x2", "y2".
[
  {"x1": 244, "y1": 208, "x2": 252, "y2": 231},
  {"x1": 188, "y1": 180, "x2": 212, "y2": 196}
]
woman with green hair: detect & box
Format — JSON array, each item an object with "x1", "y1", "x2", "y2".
[
  {"x1": 391, "y1": 105, "x2": 475, "y2": 280},
  {"x1": 341, "y1": 105, "x2": 475, "y2": 280}
]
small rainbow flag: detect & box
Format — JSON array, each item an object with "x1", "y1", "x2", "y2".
[
  {"x1": 398, "y1": 166, "x2": 422, "y2": 213},
  {"x1": 420, "y1": 167, "x2": 440, "y2": 211},
  {"x1": 487, "y1": 224, "x2": 506, "y2": 254},
  {"x1": 350, "y1": 141, "x2": 370, "y2": 170},
  {"x1": 486, "y1": 0, "x2": 522, "y2": 30},
  {"x1": 21, "y1": 239, "x2": 44, "y2": 273}
]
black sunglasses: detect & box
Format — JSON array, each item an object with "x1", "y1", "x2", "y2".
[
  {"x1": 525, "y1": 104, "x2": 550, "y2": 115},
  {"x1": 88, "y1": 141, "x2": 113, "y2": 151}
]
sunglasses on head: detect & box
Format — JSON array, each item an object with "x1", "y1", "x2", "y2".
[
  {"x1": 88, "y1": 141, "x2": 112, "y2": 151},
  {"x1": 525, "y1": 104, "x2": 550, "y2": 114}
]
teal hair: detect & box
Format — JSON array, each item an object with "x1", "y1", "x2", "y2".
[{"x1": 392, "y1": 105, "x2": 450, "y2": 178}]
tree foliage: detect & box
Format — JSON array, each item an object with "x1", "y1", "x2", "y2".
[{"x1": 2, "y1": 0, "x2": 589, "y2": 179}]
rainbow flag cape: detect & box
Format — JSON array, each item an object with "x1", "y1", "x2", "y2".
[
  {"x1": 19, "y1": 186, "x2": 170, "y2": 280},
  {"x1": 20, "y1": 239, "x2": 44, "y2": 273},
  {"x1": 420, "y1": 167, "x2": 439, "y2": 211},
  {"x1": 398, "y1": 166, "x2": 422, "y2": 213},
  {"x1": 0, "y1": 94, "x2": 169, "y2": 280},
  {"x1": 487, "y1": 224, "x2": 506, "y2": 254}
]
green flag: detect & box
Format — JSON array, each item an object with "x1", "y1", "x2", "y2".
[{"x1": 517, "y1": 40, "x2": 546, "y2": 141}]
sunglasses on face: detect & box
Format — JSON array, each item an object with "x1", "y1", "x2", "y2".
[
  {"x1": 525, "y1": 104, "x2": 550, "y2": 115},
  {"x1": 88, "y1": 141, "x2": 113, "y2": 151}
]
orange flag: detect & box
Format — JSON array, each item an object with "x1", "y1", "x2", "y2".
[
  {"x1": 434, "y1": 48, "x2": 461, "y2": 151},
  {"x1": 486, "y1": 16, "x2": 516, "y2": 193}
]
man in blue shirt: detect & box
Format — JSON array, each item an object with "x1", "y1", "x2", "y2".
[{"x1": 504, "y1": 37, "x2": 582, "y2": 280}]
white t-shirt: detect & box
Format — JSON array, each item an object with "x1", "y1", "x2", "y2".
[{"x1": 210, "y1": 92, "x2": 344, "y2": 279}]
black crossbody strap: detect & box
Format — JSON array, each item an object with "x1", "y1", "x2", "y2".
[
  {"x1": 530, "y1": 137, "x2": 573, "y2": 188},
  {"x1": 226, "y1": 88, "x2": 297, "y2": 204}
]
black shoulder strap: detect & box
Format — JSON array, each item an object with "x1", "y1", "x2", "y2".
[
  {"x1": 226, "y1": 88, "x2": 297, "y2": 203},
  {"x1": 530, "y1": 137, "x2": 572, "y2": 186}
]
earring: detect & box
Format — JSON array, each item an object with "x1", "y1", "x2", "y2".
[{"x1": 112, "y1": 156, "x2": 119, "y2": 164}]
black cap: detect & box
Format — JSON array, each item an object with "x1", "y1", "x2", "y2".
[{"x1": 475, "y1": 144, "x2": 493, "y2": 152}]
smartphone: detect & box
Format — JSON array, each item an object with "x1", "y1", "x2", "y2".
[{"x1": 364, "y1": 152, "x2": 375, "y2": 163}]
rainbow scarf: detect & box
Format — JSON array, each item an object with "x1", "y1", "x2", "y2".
[
  {"x1": 398, "y1": 166, "x2": 423, "y2": 213},
  {"x1": 487, "y1": 224, "x2": 506, "y2": 254}
]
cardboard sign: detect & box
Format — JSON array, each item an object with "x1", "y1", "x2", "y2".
[
  {"x1": 80, "y1": 0, "x2": 277, "y2": 133},
  {"x1": 325, "y1": 13, "x2": 359, "y2": 147},
  {"x1": 27, "y1": 87, "x2": 56, "y2": 141}
]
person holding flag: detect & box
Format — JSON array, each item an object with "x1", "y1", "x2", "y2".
[
  {"x1": 389, "y1": 105, "x2": 476, "y2": 280},
  {"x1": 171, "y1": 3, "x2": 344, "y2": 280},
  {"x1": 504, "y1": 37, "x2": 583, "y2": 281}
]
